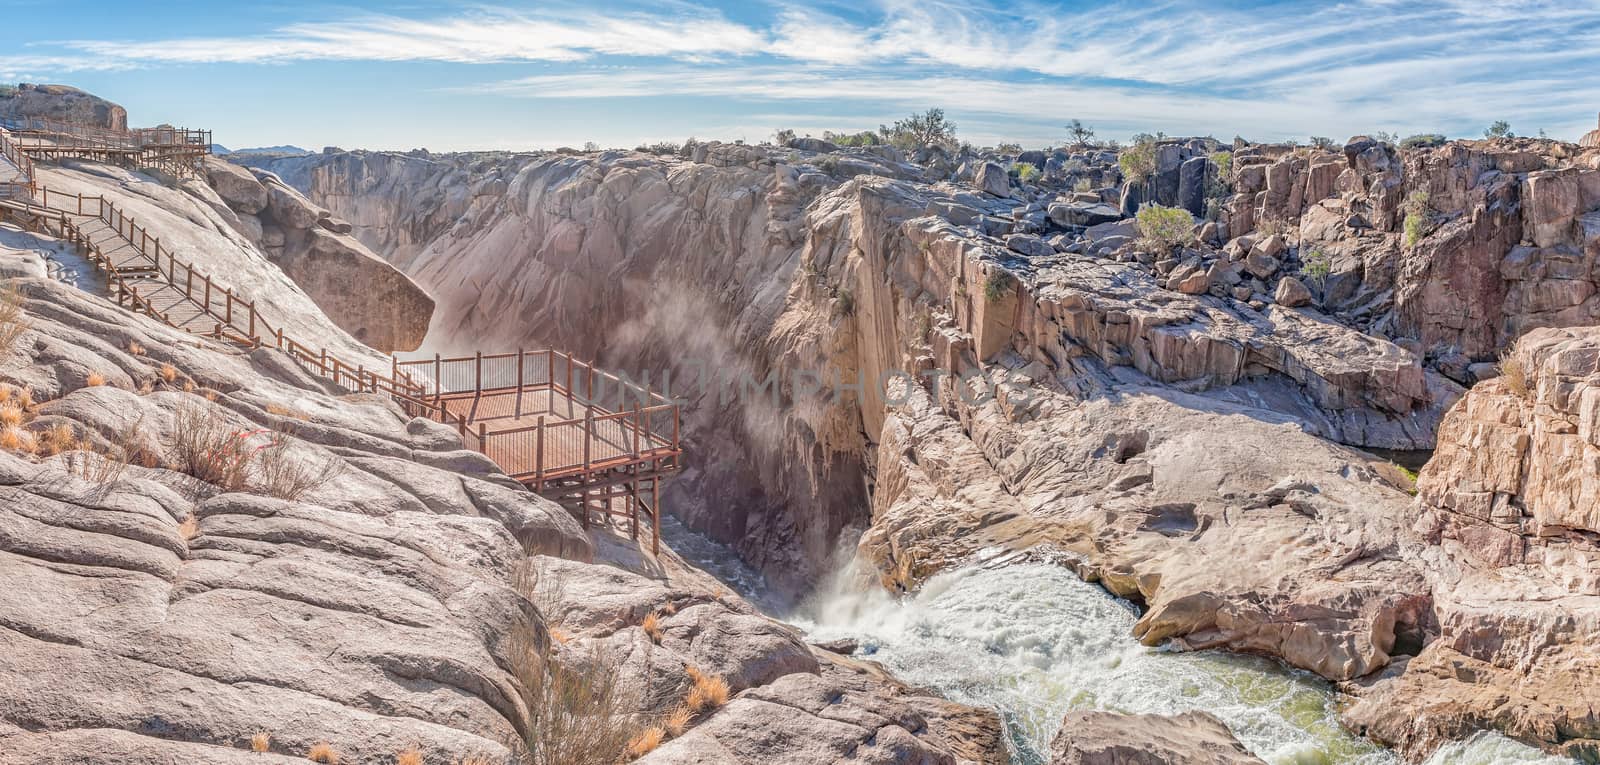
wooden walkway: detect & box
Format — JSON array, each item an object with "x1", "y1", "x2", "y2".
[{"x1": 0, "y1": 125, "x2": 684, "y2": 552}]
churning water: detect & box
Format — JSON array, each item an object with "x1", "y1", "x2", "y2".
[
  {"x1": 795, "y1": 562, "x2": 1572, "y2": 765},
  {"x1": 658, "y1": 518, "x2": 1569, "y2": 765}
]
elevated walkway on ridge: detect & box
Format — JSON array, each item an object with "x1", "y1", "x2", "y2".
[{"x1": 0, "y1": 125, "x2": 683, "y2": 552}]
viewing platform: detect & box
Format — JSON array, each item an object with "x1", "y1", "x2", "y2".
[
  {"x1": 394, "y1": 351, "x2": 683, "y2": 551},
  {"x1": 0, "y1": 116, "x2": 211, "y2": 177},
  {"x1": 0, "y1": 124, "x2": 680, "y2": 552}
]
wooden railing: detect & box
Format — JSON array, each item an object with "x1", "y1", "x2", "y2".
[
  {"x1": 16, "y1": 174, "x2": 681, "y2": 488},
  {"x1": 0, "y1": 128, "x2": 36, "y2": 200},
  {"x1": 395, "y1": 350, "x2": 682, "y2": 485}
]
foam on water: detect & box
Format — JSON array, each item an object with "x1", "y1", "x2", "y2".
[
  {"x1": 794, "y1": 562, "x2": 1572, "y2": 765},
  {"x1": 658, "y1": 515, "x2": 1566, "y2": 765}
]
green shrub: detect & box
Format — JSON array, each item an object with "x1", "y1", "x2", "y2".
[
  {"x1": 1403, "y1": 191, "x2": 1431, "y2": 248},
  {"x1": 879, "y1": 108, "x2": 957, "y2": 151},
  {"x1": 1309, "y1": 136, "x2": 1337, "y2": 150},
  {"x1": 1300, "y1": 248, "x2": 1332, "y2": 290},
  {"x1": 1135, "y1": 204, "x2": 1194, "y2": 251},
  {"x1": 1013, "y1": 162, "x2": 1040, "y2": 183},
  {"x1": 1073, "y1": 177, "x2": 1094, "y2": 193},
  {"x1": 983, "y1": 270, "x2": 1015, "y2": 302},
  {"x1": 995, "y1": 142, "x2": 1023, "y2": 155},
  {"x1": 0, "y1": 84, "x2": 15, "y2": 99},
  {"x1": 1119, "y1": 141, "x2": 1156, "y2": 184},
  {"x1": 773, "y1": 128, "x2": 796, "y2": 145},
  {"x1": 1208, "y1": 151, "x2": 1232, "y2": 181},
  {"x1": 1400, "y1": 133, "x2": 1446, "y2": 149},
  {"x1": 821, "y1": 130, "x2": 881, "y2": 147},
  {"x1": 1484, "y1": 120, "x2": 1514, "y2": 139}
]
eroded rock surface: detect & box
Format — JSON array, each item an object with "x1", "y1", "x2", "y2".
[
  {"x1": 0, "y1": 229, "x2": 1000, "y2": 763},
  {"x1": 1049, "y1": 710, "x2": 1266, "y2": 765},
  {"x1": 197, "y1": 157, "x2": 434, "y2": 352},
  {"x1": 0, "y1": 83, "x2": 127, "y2": 130}
]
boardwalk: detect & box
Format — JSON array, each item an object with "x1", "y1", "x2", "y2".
[{"x1": 0, "y1": 125, "x2": 684, "y2": 553}]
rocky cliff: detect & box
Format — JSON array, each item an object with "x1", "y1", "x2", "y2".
[
  {"x1": 0, "y1": 213, "x2": 1003, "y2": 763},
  {"x1": 245, "y1": 132, "x2": 1600, "y2": 760},
  {"x1": 0, "y1": 83, "x2": 127, "y2": 130}
]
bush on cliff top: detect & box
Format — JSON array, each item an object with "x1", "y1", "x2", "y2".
[{"x1": 1135, "y1": 204, "x2": 1194, "y2": 251}]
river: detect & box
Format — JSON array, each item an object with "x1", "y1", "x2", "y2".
[{"x1": 660, "y1": 522, "x2": 1572, "y2": 764}]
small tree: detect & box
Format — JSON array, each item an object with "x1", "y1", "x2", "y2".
[
  {"x1": 1119, "y1": 140, "x2": 1157, "y2": 184},
  {"x1": 995, "y1": 142, "x2": 1023, "y2": 155},
  {"x1": 1309, "y1": 136, "x2": 1337, "y2": 150},
  {"x1": 1300, "y1": 248, "x2": 1332, "y2": 291},
  {"x1": 1403, "y1": 190, "x2": 1432, "y2": 248},
  {"x1": 879, "y1": 108, "x2": 957, "y2": 151},
  {"x1": 1484, "y1": 121, "x2": 1514, "y2": 139},
  {"x1": 1065, "y1": 119, "x2": 1096, "y2": 146},
  {"x1": 1135, "y1": 204, "x2": 1194, "y2": 251},
  {"x1": 773, "y1": 128, "x2": 796, "y2": 146}
]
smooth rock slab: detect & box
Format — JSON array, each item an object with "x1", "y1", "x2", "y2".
[{"x1": 1050, "y1": 710, "x2": 1266, "y2": 765}]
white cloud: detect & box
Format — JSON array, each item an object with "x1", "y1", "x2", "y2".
[
  {"x1": 55, "y1": 7, "x2": 768, "y2": 66},
  {"x1": 19, "y1": 0, "x2": 1600, "y2": 143}
]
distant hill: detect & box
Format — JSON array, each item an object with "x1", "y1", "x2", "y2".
[{"x1": 215, "y1": 145, "x2": 310, "y2": 156}]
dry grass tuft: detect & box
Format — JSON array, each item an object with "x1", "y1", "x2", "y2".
[
  {"x1": 683, "y1": 666, "x2": 729, "y2": 713},
  {"x1": 1500, "y1": 351, "x2": 1529, "y2": 398},
  {"x1": 0, "y1": 402, "x2": 23, "y2": 428},
  {"x1": 663, "y1": 705, "x2": 693, "y2": 737},
  {"x1": 250, "y1": 732, "x2": 270, "y2": 753},
  {"x1": 642, "y1": 612, "x2": 662, "y2": 643},
  {"x1": 307, "y1": 741, "x2": 339, "y2": 763},
  {"x1": 127, "y1": 340, "x2": 145, "y2": 356},
  {"x1": 624, "y1": 727, "x2": 666, "y2": 759},
  {"x1": 453, "y1": 755, "x2": 495, "y2": 765},
  {"x1": 170, "y1": 400, "x2": 340, "y2": 500},
  {"x1": 0, "y1": 425, "x2": 36, "y2": 454},
  {"x1": 548, "y1": 627, "x2": 570, "y2": 644},
  {"x1": 0, "y1": 283, "x2": 31, "y2": 358},
  {"x1": 254, "y1": 429, "x2": 342, "y2": 501},
  {"x1": 159, "y1": 363, "x2": 178, "y2": 383},
  {"x1": 510, "y1": 561, "x2": 641, "y2": 765},
  {"x1": 395, "y1": 747, "x2": 424, "y2": 765},
  {"x1": 266, "y1": 403, "x2": 311, "y2": 421},
  {"x1": 659, "y1": 601, "x2": 678, "y2": 616},
  {"x1": 86, "y1": 372, "x2": 106, "y2": 387},
  {"x1": 38, "y1": 422, "x2": 77, "y2": 456}
]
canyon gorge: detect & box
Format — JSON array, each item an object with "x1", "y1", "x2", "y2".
[{"x1": 3, "y1": 83, "x2": 1600, "y2": 765}]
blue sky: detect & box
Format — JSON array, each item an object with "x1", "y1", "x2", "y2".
[{"x1": 5, "y1": 0, "x2": 1600, "y2": 152}]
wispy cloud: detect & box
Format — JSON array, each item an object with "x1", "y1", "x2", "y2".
[
  {"x1": 53, "y1": 6, "x2": 766, "y2": 65},
  {"x1": 16, "y1": 0, "x2": 1600, "y2": 143}
]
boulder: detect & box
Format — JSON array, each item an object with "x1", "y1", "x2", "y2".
[
  {"x1": 1050, "y1": 202, "x2": 1123, "y2": 227},
  {"x1": 1275, "y1": 275, "x2": 1314, "y2": 307},
  {"x1": 1177, "y1": 156, "x2": 1208, "y2": 216},
  {"x1": 263, "y1": 181, "x2": 321, "y2": 230},
  {"x1": 976, "y1": 162, "x2": 1011, "y2": 197},
  {"x1": 1050, "y1": 711, "x2": 1265, "y2": 765},
  {"x1": 785, "y1": 137, "x2": 838, "y2": 154},
  {"x1": 202, "y1": 157, "x2": 268, "y2": 214},
  {"x1": 1005, "y1": 233, "x2": 1054, "y2": 259},
  {"x1": 0, "y1": 83, "x2": 126, "y2": 129}
]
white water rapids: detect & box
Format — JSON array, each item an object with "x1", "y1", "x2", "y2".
[{"x1": 660, "y1": 523, "x2": 1573, "y2": 764}]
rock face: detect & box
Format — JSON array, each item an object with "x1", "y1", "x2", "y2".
[
  {"x1": 196, "y1": 157, "x2": 434, "y2": 352},
  {"x1": 245, "y1": 135, "x2": 1600, "y2": 761},
  {"x1": 0, "y1": 83, "x2": 127, "y2": 129},
  {"x1": 0, "y1": 225, "x2": 1001, "y2": 762},
  {"x1": 1340, "y1": 326, "x2": 1600, "y2": 761},
  {"x1": 1050, "y1": 710, "x2": 1266, "y2": 765}
]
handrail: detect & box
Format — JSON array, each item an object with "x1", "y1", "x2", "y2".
[{"x1": 13, "y1": 176, "x2": 682, "y2": 487}]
